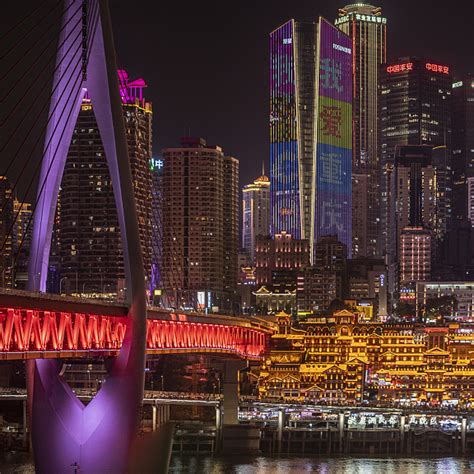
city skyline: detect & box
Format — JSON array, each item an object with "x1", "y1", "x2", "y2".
[
  {"x1": 3, "y1": 2, "x2": 474, "y2": 470},
  {"x1": 1, "y1": 1, "x2": 473, "y2": 195}
]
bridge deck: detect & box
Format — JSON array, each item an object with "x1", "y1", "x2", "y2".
[{"x1": 0, "y1": 289, "x2": 273, "y2": 360}]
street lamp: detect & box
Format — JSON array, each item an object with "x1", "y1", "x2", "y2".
[
  {"x1": 59, "y1": 276, "x2": 67, "y2": 295},
  {"x1": 102, "y1": 283, "x2": 112, "y2": 299}
]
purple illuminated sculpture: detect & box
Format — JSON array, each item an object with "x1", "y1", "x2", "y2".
[{"x1": 27, "y1": 0, "x2": 147, "y2": 471}]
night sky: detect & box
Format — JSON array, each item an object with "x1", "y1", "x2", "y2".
[
  {"x1": 2, "y1": 0, "x2": 474, "y2": 192},
  {"x1": 108, "y1": 0, "x2": 474, "y2": 186}
]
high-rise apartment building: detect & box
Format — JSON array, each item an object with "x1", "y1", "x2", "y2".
[
  {"x1": 336, "y1": 3, "x2": 387, "y2": 258},
  {"x1": 390, "y1": 146, "x2": 449, "y2": 296},
  {"x1": 255, "y1": 232, "x2": 310, "y2": 285},
  {"x1": 313, "y1": 234, "x2": 348, "y2": 302},
  {"x1": 399, "y1": 227, "x2": 432, "y2": 287},
  {"x1": 452, "y1": 75, "x2": 474, "y2": 225},
  {"x1": 380, "y1": 57, "x2": 452, "y2": 257},
  {"x1": 468, "y1": 179, "x2": 474, "y2": 225},
  {"x1": 150, "y1": 157, "x2": 164, "y2": 298},
  {"x1": 223, "y1": 154, "x2": 239, "y2": 308},
  {"x1": 297, "y1": 235, "x2": 347, "y2": 316},
  {"x1": 314, "y1": 235, "x2": 348, "y2": 272},
  {"x1": 57, "y1": 69, "x2": 152, "y2": 298},
  {"x1": 297, "y1": 268, "x2": 338, "y2": 316},
  {"x1": 242, "y1": 169, "x2": 270, "y2": 262},
  {"x1": 270, "y1": 17, "x2": 352, "y2": 259},
  {"x1": 12, "y1": 199, "x2": 32, "y2": 289},
  {"x1": 0, "y1": 176, "x2": 13, "y2": 288},
  {"x1": 162, "y1": 137, "x2": 239, "y2": 311},
  {"x1": 393, "y1": 146, "x2": 436, "y2": 234},
  {"x1": 347, "y1": 258, "x2": 388, "y2": 318}
]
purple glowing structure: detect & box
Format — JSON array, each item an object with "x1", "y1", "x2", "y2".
[{"x1": 27, "y1": 1, "x2": 147, "y2": 471}]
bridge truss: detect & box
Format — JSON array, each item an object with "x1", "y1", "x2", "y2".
[{"x1": 0, "y1": 307, "x2": 267, "y2": 360}]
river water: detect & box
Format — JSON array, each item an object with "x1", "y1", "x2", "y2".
[
  {"x1": 169, "y1": 456, "x2": 474, "y2": 473},
  {"x1": 2, "y1": 453, "x2": 474, "y2": 473}
]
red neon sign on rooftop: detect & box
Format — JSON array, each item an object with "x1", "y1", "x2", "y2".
[
  {"x1": 386, "y1": 62, "x2": 450, "y2": 75},
  {"x1": 386, "y1": 62, "x2": 413, "y2": 73},
  {"x1": 425, "y1": 63, "x2": 449, "y2": 74}
]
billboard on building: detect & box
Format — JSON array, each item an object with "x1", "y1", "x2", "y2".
[
  {"x1": 315, "y1": 18, "x2": 352, "y2": 256},
  {"x1": 269, "y1": 20, "x2": 301, "y2": 238}
]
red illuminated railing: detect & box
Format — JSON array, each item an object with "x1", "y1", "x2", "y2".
[{"x1": 0, "y1": 308, "x2": 267, "y2": 359}]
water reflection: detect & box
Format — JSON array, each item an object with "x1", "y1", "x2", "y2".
[
  {"x1": 1, "y1": 454, "x2": 474, "y2": 473},
  {"x1": 169, "y1": 456, "x2": 474, "y2": 474}
]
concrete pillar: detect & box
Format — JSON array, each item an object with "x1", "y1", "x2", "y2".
[
  {"x1": 277, "y1": 409, "x2": 285, "y2": 454},
  {"x1": 220, "y1": 360, "x2": 260, "y2": 454},
  {"x1": 461, "y1": 417, "x2": 467, "y2": 454},
  {"x1": 153, "y1": 404, "x2": 170, "y2": 431},
  {"x1": 152, "y1": 404, "x2": 158, "y2": 432},
  {"x1": 400, "y1": 415, "x2": 406, "y2": 452},
  {"x1": 215, "y1": 405, "x2": 222, "y2": 432},
  {"x1": 22, "y1": 399, "x2": 28, "y2": 450},
  {"x1": 222, "y1": 360, "x2": 246, "y2": 425},
  {"x1": 215, "y1": 405, "x2": 222, "y2": 451},
  {"x1": 338, "y1": 412, "x2": 345, "y2": 453}
]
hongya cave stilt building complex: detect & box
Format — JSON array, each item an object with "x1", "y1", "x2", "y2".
[{"x1": 257, "y1": 311, "x2": 474, "y2": 407}]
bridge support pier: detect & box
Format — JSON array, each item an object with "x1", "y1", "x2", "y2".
[
  {"x1": 215, "y1": 405, "x2": 222, "y2": 448},
  {"x1": 222, "y1": 360, "x2": 245, "y2": 425},
  {"x1": 22, "y1": 400, "x2": 29, "y2": 451},
  {"x1": 400, "y1": 415, "x2": 406, "y2": 452},
  {"x1": 277, "y1": 409, "x2": 285, "y2": 453},
  {"x1": 221, "y1": 360, "x2": 260, "y2": 454},
  {"x1": 462, "y1": 417, "x2": 467, "y2": 454},
  {"x1": 152, "y1": 404, "x2": 171, "y2": 432},
  {"x1": 338, "y1": 412, "x2": 345, "y2": 453}
]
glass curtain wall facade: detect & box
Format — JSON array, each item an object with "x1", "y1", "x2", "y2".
[
  {"x1": 452, "y1": 75, "x2": 474, "y2": 226},
  {"x1": 314, "y1": 18, "x2": 353, "y2": 256},
  {"x1": 336, "y1": 4, "x2": 387, "y2": 258},
  {"x1": 270, "y1": 18, "x2": 352, "y2": 260},
  {"x1": 380, "y1": 60, "x2": 452, "y2": 241},
  {"x1": 270, "y1": 20, "x2": 313, "y2": 242}
]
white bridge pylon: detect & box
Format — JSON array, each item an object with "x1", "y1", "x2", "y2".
[{"x1": 26, "y1": 1, "x2": 147, "y2": 472}]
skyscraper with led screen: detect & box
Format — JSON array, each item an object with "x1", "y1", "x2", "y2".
[{"x1": 270, "y1": 18, "x2": 352, "y2": 259}]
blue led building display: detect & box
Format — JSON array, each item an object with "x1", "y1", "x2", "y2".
[
  {"x1": 314, "y1": 18, "x2": 352, "y2": 256},
  {"x1": 269, "y1": 20, "x2": 301, "y2": 238},
  {"x1": 270, "y1": 18, "x2": 352, "y2": 258}
]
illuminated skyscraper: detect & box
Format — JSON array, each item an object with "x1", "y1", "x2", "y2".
[
  {"x1": 12, "y1": 199, "x2": 33, "y2": 289},
  {"x1": 336, "y1": 3, "x2": 387, "y2": 258},
  {"x1": 452, "y1": 75, "x2": 474, "y2": 226},
  {"x1": 399, "y1": 227, "x2": 432, "y2": 288},
  {"x1": 57, "y1": 69, "x2": 152, "y2": 298},
  {"x1": 380, "y1": 57, "x2": 452, "y2": 252},
  {"x1": 223, "y1": 153, "x2": 240, "y2": 308},
  {"x1": 270, "y1": 17, "x2": 352, "y2": 259},
  {"x1": 242, "y1": 168, "x2": 270, "y2": 262},
  {"x1": 150, "y1": 157, "x2": 164, "y2": 298},
  {"x1": 390, "y1": 146, "x2": 451, "y2": 297},
  {"x1": 0, "y1": 177, "x2": 13, "y2": 288},
  {"x1": 255, "y1": 231, "x2": 310, "y2": 286}
]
